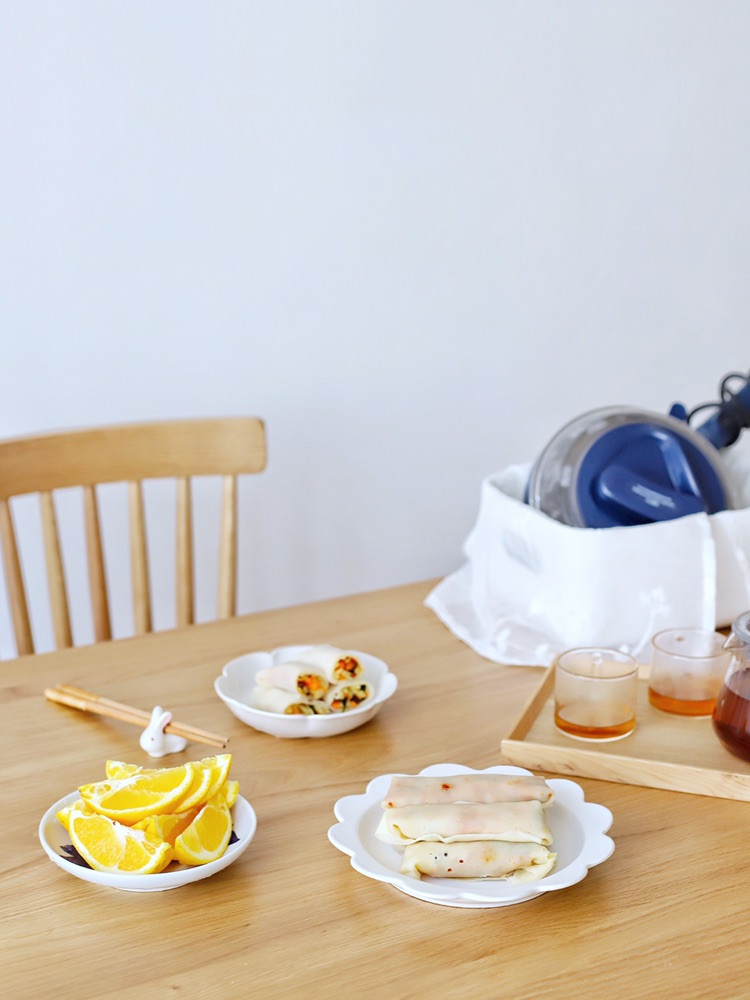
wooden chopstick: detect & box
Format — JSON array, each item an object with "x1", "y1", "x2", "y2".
[
  {"x1": 51, "y1": 684, "x2": 229, "y2": 747},
  {"x1": 44, "y1": 684, "x2": 228, "y2": 749}
]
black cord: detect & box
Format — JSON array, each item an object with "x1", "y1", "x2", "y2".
[
  {"x1": 721, "y1": 372, "x2": 749, "y2": 399},
  {"x1": 687, "y1": 370, "x2": 750, "y2": 425}
]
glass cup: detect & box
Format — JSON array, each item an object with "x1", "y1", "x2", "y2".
[
  {"x1": 648, "y1": 628, "x2": 732, "y2": 717},
  {"x1": 554, "y1": 647, "x2": 639, "y2": 742}
]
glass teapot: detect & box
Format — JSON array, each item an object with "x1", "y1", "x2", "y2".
[{"x1": 711, "y1": 612, "x2": 750, "y2": 761}]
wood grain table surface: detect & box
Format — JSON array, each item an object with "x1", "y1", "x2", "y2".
[{"x1": 3, "y1": 580, "x2": 749, "y2": 1000}]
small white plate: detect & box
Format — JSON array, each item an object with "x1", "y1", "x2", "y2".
[
  {"x1": 328, "y1": 764, "x2": 614, "y2": 908},
  {"x1": 39, "y1": 792, "x2": 257, "y2": 892},
  {"x1": 214, "y1": 645, "x2": 398, "y2": 738}
]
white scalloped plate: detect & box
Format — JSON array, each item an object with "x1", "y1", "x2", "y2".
[
  {"x1": 39, "y1": 792, "x2": 257, "y2": 892},
  {"x1": 328, "y1": 764, "x2": 614, "y2": 908},
  {"x1": 214, "y1": 645, "x2": 398, "y2": 738}
]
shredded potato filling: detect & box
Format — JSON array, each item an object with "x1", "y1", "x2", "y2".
[
  {"x1": 297, "y1": 673, "x2": 328, "y2": 699},
  {"x1": 332, "y1": 656, "x2": 362, "y2": 681},
  {"x1": 284, "y1": 702, "x2": 330, "y2": 716},
  {"x1": 330, "y1": 684, "x2": 370, "y2": 712}
]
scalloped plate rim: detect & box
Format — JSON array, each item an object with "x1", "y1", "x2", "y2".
[
  {"x1": 327, "y1": 763, "x2": 614, "y2": 908},
  {"x1": 214, "y1": 645, "x2": 397, "y2": 738}
]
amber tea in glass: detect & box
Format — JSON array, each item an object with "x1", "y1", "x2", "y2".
[
  {"x1": 648, "y1": 628, "x2": 731, "y2": 718},
  {"x1": 554, "y1": 647, "x2": 639, "y2": 742},
  {"x1": 712, "y1": 612, "x2": 750, "y2": 762}
]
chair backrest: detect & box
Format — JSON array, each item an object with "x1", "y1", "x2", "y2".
[{"x1": 0, "y1": 417, "x2": 267, "y2": 657}]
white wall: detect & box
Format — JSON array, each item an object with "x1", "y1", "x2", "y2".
[{"x1": 2, "y1": 2, "x2": 750, "y2": 654}]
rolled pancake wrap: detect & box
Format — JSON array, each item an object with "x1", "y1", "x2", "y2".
[
  {"x1": 400, "y1": 841, "x2": 557, "y2": 881},
  {"x1": 382, "y1": 774, "x2": 553, "y2": 808},
  {"x1": 325, "y1": 680, "x2": 373, "y2": 712},
  {"x1": 294, "y1": 644, "x2": 363, "y2": 682},
  {"x1": 249, "y1": 685, "x2": 330, "y2": 715},
  {"x1": 375, "y1": 801, "x2": 552, "y2": 846},
  {"x1": 255, "y1": 662, "x2": 329, "y2": 700}
]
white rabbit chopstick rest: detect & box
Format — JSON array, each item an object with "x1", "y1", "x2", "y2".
[{"x1": 139, "y1": 706, "x2": 190, "y2": 758}]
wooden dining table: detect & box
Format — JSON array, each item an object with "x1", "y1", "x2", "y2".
[{"x1": 4, "y1": 579, "x2": 750, "y2": 999}]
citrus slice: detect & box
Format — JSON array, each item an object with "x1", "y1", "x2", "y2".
[
  {"x1": 173, "y1": 796, "x2": 233, "y2": 866},
  {"x1": 56, "y1": 797, "x2": 87, "y2": 832},
  {"x1": 176, "y1": 765, "x2": 215, "y2": 811},
  {"x1": 194, "y1": 754, "x2": 233, "y2": 804},
  {"x1": 104, "y1": 755, "x2": 232, "y2": 811},
  {"x1": 105, "y1": 760, "x2": 141, "y2": 780},
  {"x1": 78, "y1": 762, "x2": 197, "y2": 825},
  {"x1": 68, "y1": 807, "x2": 173, "y2": 874},
  {"x1": 220, "y1": 779, "x2": 240, "y2": 808},
  {"x1": 134, "y1": 808, "x2": 200, "y2": 846}
]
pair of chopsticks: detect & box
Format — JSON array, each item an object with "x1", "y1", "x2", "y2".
[{"x1": 44, "y1": 683, "x2": 228, "y2": 749}]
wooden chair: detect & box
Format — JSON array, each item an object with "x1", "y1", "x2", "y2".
[{"x1": 0, "y1": 417, "x2": 267, "y2": 657}]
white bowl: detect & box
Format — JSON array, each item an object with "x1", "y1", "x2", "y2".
[
  {"x1": 214, "y1": 645, "x2": 398, "y2": 738},
  {"x1": 39, "y1": 792, "x2": 257, "y2": 892}
]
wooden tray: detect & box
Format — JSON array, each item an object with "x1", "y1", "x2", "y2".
[{"x1": 500, "y1": 665, "x2": 750, "y2": 800}]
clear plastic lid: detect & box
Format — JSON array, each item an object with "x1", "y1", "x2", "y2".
[{"x1": 526, "y1": 406, "x2": 732, "y2": 528}]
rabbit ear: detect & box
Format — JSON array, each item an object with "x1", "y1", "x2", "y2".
[
  {"x1": 152, "y1": 708, "x2": 172, "y2": 730},
  {"x1": 144, "y1": 706, "x2": 170, "y2": 734}
]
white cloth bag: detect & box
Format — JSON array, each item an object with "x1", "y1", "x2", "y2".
[{"x1": 426, "y1": 462, "x2": 750, "y2": 667}]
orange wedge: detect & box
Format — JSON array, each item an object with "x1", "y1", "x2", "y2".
[
  {"x1": 134, "y1": 808, "x2": 200, "y2": 846},
  {"x1": 175, "y1": 766, "x2": 214, "y2": 812},
  {"x1": 56, "y1": 797, "x2": 88, "y2": 832},
  {"x1": 105, "y1": 760, "x2": 141, "y2": 780},
  {"x1": 193, "y1": 754, "x2": 233, "y2": 804},
  {"x1": 68, "y1": 807, "x2": 173, "y2": 874},
  {"x1": 220, "y1": 779, "x2": 240, "y2": 808},
  {"x1": 173, "y1": 795, "x2": 233, "y2": 866},
  {"x1": 78, "y1": 762, "x2": 197, "y2": 825},
  {"x1": 103, "y1": 755, "x2": 232, "y2": 812}
]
